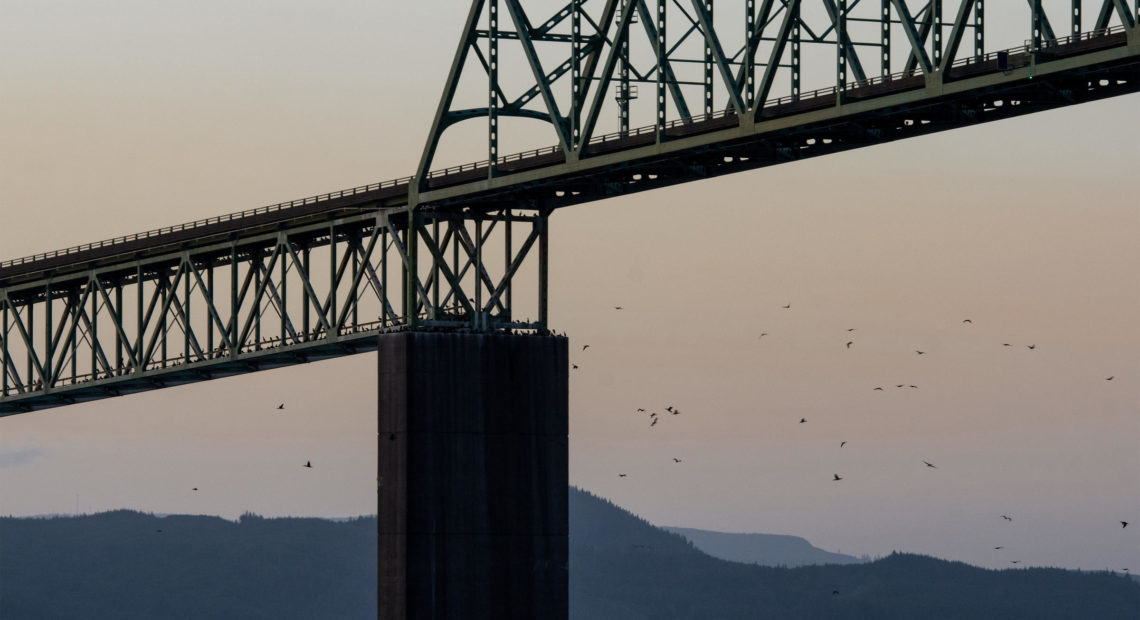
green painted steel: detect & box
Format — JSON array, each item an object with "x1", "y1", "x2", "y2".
[{"x1": 3, "y1": 1, "x2": 1140, "y2": 415}]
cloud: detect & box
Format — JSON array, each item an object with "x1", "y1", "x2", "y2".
[{"x1": 0, "y1": 446, "x2": 46, "y2": 468}]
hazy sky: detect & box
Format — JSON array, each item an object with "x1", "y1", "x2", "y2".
[{"x1": 1, "y1": 1, "x2": 1137, "y2": 573}]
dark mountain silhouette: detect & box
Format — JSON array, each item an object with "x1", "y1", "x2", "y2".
[
  {"x1": 569, "y1": 487, "x2": 1140, "y2": 620},
  {"x1": 661, "y1": 526, "x2": 863, "y2": 567},
  {"x1": 2, "y1": 493, "x2": 1137, "y2": 619},
  {"x1": 0, "y1": 510, "x2": 376, "y2": 619}
]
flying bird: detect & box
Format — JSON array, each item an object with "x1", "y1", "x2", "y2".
[
  {"x1": 1001, "y1": 515, "x2": 1013, "y2": 522},
  {"x1": 1106, "y1": 376, "x2": 1114, "y2": 381},
  {"x1": 840, "y1": 441, "x2": 847, "y2": 448},
  {"x1": 582, "y1": 344, "x2": 590, "y2": 351},
  {"x1": 614, "y1": 306, "x2": 623, "y2": 310},
  {"x1": 619, "y1": 474, "x2": 627, "y2": 478},
  {"x1": 846, "y1": 341, "x2": 853, "y2": 349},
  {"x1": 666, "y1": 406, "x2": 675, "y2": 413},
  {"x1": 572, "y1": 364, "x2": 579, "y2": 369},
  {"x1": 650, "y1": 418, "x2": 658, "y2": 427},
  {"x1": 1027, "y1": 344, "x2": 1036, "y2": 350},
  {"x1": 672, "y1": 458, "x2": 682, "y2": 463},
  {"x1": 1002, "y1": 343, "x2": 1012, "y2": 347},
  {"x1": 1122, "y1": 521, "x2": 1129, "y2": 529},
  {"x1": 832, "y1": 590, "x2": 840, "y2": 595},
  {"x1": 963, "y1": 319, "x2": 972, "y2": 324},
  {"x1": 847, "y1": 328, "x2": 856, "y2": 332},
  {"x1": 799, "y1": 418, "x2": 807, "y2": 424},
  {"x1": 277, "y1": 403, "x2": 285, "y2": 410},
  {"x1": 993, "y1": 546, "x2": 1004, "y2": 550},
  {"x1": 782, "y1": 303, "x2": 791, "y2": 309},
  {"x1": 923, "y1": 460, "x2": 937, "y2": 469},
  {"x1": 909, "y1": 385, "x2": 918, "y2": 389},
  {"x1": 637, "y1": 408, "x2": 646, "y2": 412},
  {"x1": 833, "y1": 474, "x2": 843, "y2": 481},
  {"x1": 916, "y1": 350, "x2": 926, "y2": 355},
  {"x1": 896, "y1": 384, "x2": 905, "y2": 388},
  {"x1": 192, "y1": 487, "x2": 198, "y2": 491},
  {"x1": 759, "y1": 332, "x2": 769, "y2": 338},
  {"x1": 304, "y1": 461, "x2": 312, "y2": 468},
  {"x1": 873, "y1": 387, "x2": 884, "y2": 391},
  {"x1": 1010, "y1": 560, "x2": 1021, "y2": 565}
]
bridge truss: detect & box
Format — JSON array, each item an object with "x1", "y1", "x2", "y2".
[{"x1": 3, "y1": 0, "x2": 1139, "y2": 413}]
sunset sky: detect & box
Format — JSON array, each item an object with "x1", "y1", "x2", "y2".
[{"x1": 1, "y1": 1, "x2": 1136, "y2": 573}]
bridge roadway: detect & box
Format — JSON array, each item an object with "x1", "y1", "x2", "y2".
[
  {"x1": 3, "y1": 25, "x2": 1136, "y2": 286},
  {"x1": 1, "y1": 25, "x2": 1139, "y2": 415}
]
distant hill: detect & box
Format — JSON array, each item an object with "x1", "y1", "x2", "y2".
[
  {"x1": 0, "y1": 511, "x2": 376, "y2": 619},
  {"x1": 569, "y1": 487, "x2": 1140, "y2": 620},
  {"x1": 2, "y1": 495, "x2": 1137, "y2": 619},
  {"x1": 662, "y1": 526, "x2": 863, "y2": 567}
]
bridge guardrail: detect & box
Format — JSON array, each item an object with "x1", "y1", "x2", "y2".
[{"x1": 2, "y1": 27, "x2": 1128, "y2": 274}]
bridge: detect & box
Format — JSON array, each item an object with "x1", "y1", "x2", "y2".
[{"x1": 2, "y1": 1, "x2": 1138, "y2": 618}]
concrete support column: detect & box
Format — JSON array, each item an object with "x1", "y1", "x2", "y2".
[{"x1": 379, "y1": 331, "x2": 568, "y2": 620}]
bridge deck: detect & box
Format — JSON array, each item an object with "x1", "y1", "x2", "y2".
[{"x1": 3, "y1": 28, "x2": 1134, "y2": 285}]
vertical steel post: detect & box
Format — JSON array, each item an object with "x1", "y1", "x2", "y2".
[
  {"x1": 489, "y1": 0, "x2": 500, "y2": 177},
  {"x1": 657, "y1": 0, "x2": 667, "y2": 137},
  {"x1": 26, "y1": 302, "x2": 33, "y2": 387},
  {"x1": 229, "y1": 249, "x2": 237, "y2": 357},
  {"x1": 115, "y1": 282, "x2": 123, "y2": 373},
  {"x1": 432, "y1": 220, "x2": 441, "y2": 314},
  {"x1": 44, "y1": 283, "x2": 52, "y2": 387},
  {"x1": 206, "y1": 266, "x2": 214, "y2": 354},
  {"x1": 405, "y1": 214, "x2": 418, "y2": 329},
  {"x1": 253, "y1": 253, "x2": 261, "y2": 350},
  {"x1": 281, "y1": 247, "x2": 288, "y2": 344},
  {"x1": 504, "y1": 209, "x2": 512, "y2": 320},
  {"x1": 161, "y1": 267, "x2": 169, "y2": 364},
  {"x1": 90, "y1": 283, "x2": 98, "y2": 378},
  {"x1": 933, "y1": 0, "x2": 943, "y2": 67},
  {"x1": 474, "y1": 218, "x2": 483, "y2": 329},
  {"x1": 537, "y1": 209, "x2": 549, "y2": 331},
  {"x1": 1073, "y1": 0, "x2": 1082, "y2": 34},
  {"x1": 620, "y1": 2, "x2": 631, "y2": 134},
  {"x1": 329, "y1": 224, "x2": 337, "y2": 334},
  {"x1": 791, "y1": 4, "x2": 802, "y2": 98},
  {"x1": 381, "y1": 226, "x2": 389, "y2": 326},
  {"x1": 745, "y1": 0, "x2": 756, "y2": 108},
  {"x1": 302, "y1": 248, "x2": 311, "y2": 339},
  {"x1": 882, "y1": 0, "x2": 892, "y2": 76},
  {"x1": 975, "y1": 0, "x2": 984, "y2": 58},
  {"x1": 704, "y1": 0, "x2": 715, "y2": 116},
  {"x1": 571, "y1": 0, "x2": 582, "y2": 148},
  {"x1": 1, "y1": 302, "x2": 7, "y2": 395},
  {"x1": 184, "y1": 260, "x2": 191, "y2": 362},
  {"x1": 838, "y1": 0, "x2": 848, "y2": 94},
  {"x1": 352, "y1": 236, "x2": 360, "y2": 327}
]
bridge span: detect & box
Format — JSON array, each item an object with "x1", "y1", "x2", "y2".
[{"x1": 2, "y1": 4, "x2": 1139, "y2": 618}]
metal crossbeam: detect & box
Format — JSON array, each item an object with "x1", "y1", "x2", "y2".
[{"x1": 0, "y1": 208, "x2": 548, "y2": 414}]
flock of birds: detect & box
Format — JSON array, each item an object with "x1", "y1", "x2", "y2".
[{"x1": 572, "y1": 302, "x2": 1133, "y2": 576}]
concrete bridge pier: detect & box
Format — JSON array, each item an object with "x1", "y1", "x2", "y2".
[{"x1": 379, "y1": 331, "x2": 569, "y2": 620}]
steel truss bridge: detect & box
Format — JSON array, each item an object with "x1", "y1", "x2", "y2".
[{"x1": 2, "y1": 0, "x2": 1138, "y2": 415}]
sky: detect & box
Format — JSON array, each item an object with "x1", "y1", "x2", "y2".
[{"x1": 0, "y1": 1, "x2": 1137, "y2": 573}]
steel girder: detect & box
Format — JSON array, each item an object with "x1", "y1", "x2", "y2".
[
  {"x1": 0, "y1": 207, "x2": 549, "y2": 415},
  {"x1": 415, "y1": 0, "x2": 1140, "y2": 188}
]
